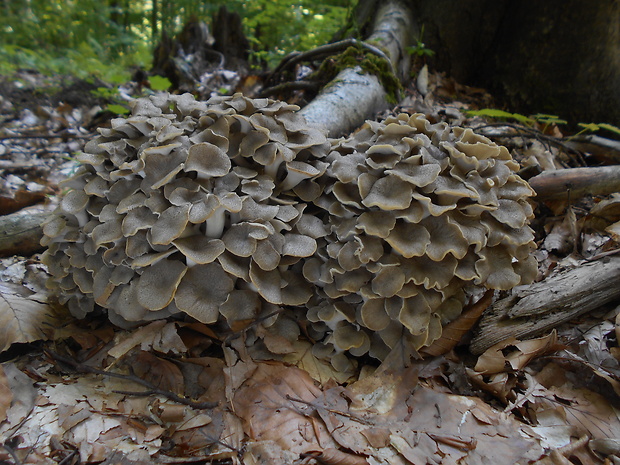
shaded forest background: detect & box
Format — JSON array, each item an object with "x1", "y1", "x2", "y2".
[
  {"x1": 0, "y1": 0, "x2": 350, "y2": 80},
  {"x1": 3, "y1": 0, "x2": 619, "y2": 128}
]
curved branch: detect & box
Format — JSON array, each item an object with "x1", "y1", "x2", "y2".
[{"x1": 299, "y1": 1, "x2": 415, "y2": 137}]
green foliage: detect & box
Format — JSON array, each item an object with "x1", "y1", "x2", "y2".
[
  {"x1": 0, "y1": 0, "x2": 351, "y2": 79},
  {"x1": 105, "y1": 104, "x2": 130, "y2": 115},
  {"x1": 238, "y1": 1, "x2": 350, "y2": 66},
  {"x1": 467, "y1": 108, "x2": 620, "y2": 139},
  {"x1": 149, "y1": 76, "x2": 172, "y2": 91},
  {"x1": 572, "y1": 122, "x2": 620, "y2": 138},
  {"x1": 465, "y1": 108, "x2": 535, "y2": 125},
  {"x1": 91, "y1": 76, "x2": 171, "y2": 115},
  {"x1": 406, "y1": 25, "x2": 435, "y2": 58},
  {"x1": 533, "y1": 114, "x2": 568, "y2": 126},
  {"x1": 597, "y1": 123, "x2": 620, "y2": 136}
]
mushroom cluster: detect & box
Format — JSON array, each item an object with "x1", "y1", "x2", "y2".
[
  {"x1": 41, "y1": 93, "x2": 537, "y2": 368},
  {"x1": 303, "y1": 113, "x2": 537, "y2": 368},
  {"x1": 41, "y1": 93, "x2": 330, "y2": 328}
]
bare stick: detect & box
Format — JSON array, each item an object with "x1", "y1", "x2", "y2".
[
  {"x1": 46, "y1": 350, "x2": 218, "y2": 409},
  {"x1": 528, "y1": 166, "x2": 620, "y2": 201},
  {"x1": 0, "y1": 208, "x2": 52, "y2": 257}
]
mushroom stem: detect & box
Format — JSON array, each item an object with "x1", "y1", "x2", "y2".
[
  {"x1": 205, "y1": 207, "x2": 226, "y2": 238},
  {"x1": 74, "y1": 210, "x2": 89, "y2": 228},
  {"x1": 264, "y1": 153, "x2": 284, "y2": 180},
  {"x1": 280, "y1": 171, "x2": 308, "y2": 191}
]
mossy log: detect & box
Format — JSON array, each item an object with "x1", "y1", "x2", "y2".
[{"x1": 300, "y1": 0, "x2": 415, "y2": 137}]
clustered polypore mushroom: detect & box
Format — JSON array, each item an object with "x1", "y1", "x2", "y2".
[
  {"x1": 302, "y1": 113, "x2": 537, "y2": 369},
  {"x1": 42, "y1": 93, "x2": 330, "y2": 329},
  {"x1": 42, "y1": 93, "x2": 537, "y2": 370}
]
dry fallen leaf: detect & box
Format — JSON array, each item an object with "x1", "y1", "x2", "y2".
[
  {"x1": 107, "y1": 320, "x2": 187, "y2": 359},
  {"x1": 0, "y1": 281, "x2": 71, "y2": 353},
  {"x1": 0, "y1": 362, "x2": 37, "y2": 438},
  {"x1": 474, "y1": 331, "x2": 560, "y2": 374},
  {"x1": 422, "y1": 290, "x2": 494, "y2": 356},
  {"x1": 233, "y1": 362, "x2": 338, "y2": 453},
  {"x1": 531, "y1": 363, "x2": 620, "y2": 441},
  {"x1": 312, "y1": 367, "x2": 544, "y2": 465},
  {"x1": 0, "y1": 365, "x2": 12, "y2": 422}
]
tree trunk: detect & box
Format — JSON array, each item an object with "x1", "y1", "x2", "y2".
[
  {"x1": 408, "y1": 0, "x2": 620, "y2": 127},
  {"x1": 299, "y1": 0, "x2": 414, "y2": 137}
]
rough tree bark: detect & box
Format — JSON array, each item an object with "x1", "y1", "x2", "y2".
[
  {"x1": 407, "y1": 0, "x2": 620, "y2": 126},
  {"x1": 470, "y1": 256, "x2": 620, "y2": 354}
]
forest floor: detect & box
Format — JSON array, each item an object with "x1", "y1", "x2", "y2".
[{"x1": 0, "y1": 69, "x2": 620, "y2": 465}]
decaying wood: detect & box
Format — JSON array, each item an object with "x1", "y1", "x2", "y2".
[
  {"x1": 565, "y1": 134, "x2": 620, "y2": 165},
  {"x1": 528, "y1": 166, "x2": 620, "y2": 201},
  {"x1": 0, "y1": 206, "x2": 52, "y2": 257},
  {"x1": 299, "y1": 0, "x2": 414, "y2": 136},
  {"x1": 470, "y1": 256, "x2": 620, "y2": 354}
]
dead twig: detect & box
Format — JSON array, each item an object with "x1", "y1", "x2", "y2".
[
  {"x1": 267, "y1": 38, "x2": 394, "y2": 86},
  {"x1": 45, "y1": 350, "x2": 218, "y2": 409},
  {"x1": 257, "y1": 80, "x2": 319, "y2": 98}
]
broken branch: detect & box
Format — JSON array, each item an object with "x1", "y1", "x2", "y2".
[
  {"x1": 528, "y1": 166, "x2": 620, "y2": 201},
  {"x1": 470, "y1": 256, "x2": 620, "y2": 354}
]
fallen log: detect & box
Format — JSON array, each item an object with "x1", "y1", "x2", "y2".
[
  {"x1": 470, "y1": 255, "x2": 620, "y2": 354},
  {"x1": 0, "y1": 206, "x2": 53, "y2": 257},
  {"x1": 528, "y1": 166, "x2": 620, "y2": 201}
]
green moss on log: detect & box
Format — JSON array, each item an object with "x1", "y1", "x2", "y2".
[{"x1": 313, "y1": 45, "x2": 402, "y2": 104}]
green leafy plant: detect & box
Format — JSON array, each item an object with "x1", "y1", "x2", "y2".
[
  {"x1": 106, "y1": 104, "x2": 130, "y2": 115},
  {"x1": 569, "y1": 122, "x2": 620, "y2": 139},
  {"x1": 149, "y1": 75, "x2": 171, "y2": 91},
  {"x1": 90, "y1": 76, "x2": 172, "y2": 115},
  {"x1": 466, "y1": 108, "x2": 620, "y2": 140},
  {"x1": 465, "y1": 108, "x2": 535, "y2": 125},
  {"x1": 406, "y1": 25, "x2": 435, "y2": 58}
]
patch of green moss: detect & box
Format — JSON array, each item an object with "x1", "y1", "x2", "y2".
[{"x1": 312, "y1": 45, "x2": 402, "y2": 104}]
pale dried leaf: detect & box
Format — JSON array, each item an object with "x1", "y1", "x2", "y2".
[
  {"x1": 233, "y1": 363, "x2": 338, "y2": 453},
  {"x1": 244, "y1": 440, "x2": 305, "y2": 465},
  {"x1": 474, "y1": 331, "x2": 559, "y2": 374},
  {"x1": 0, "y1": 363, "x2": 37, "y2": 437},
  {"x1": 0, "y1": 365, "x2": 12, "y2": 422},
  {"x1": 0, "y1": 281, "x2": 70, "y2": 353},
  {"x1": 107, "y1": 320, "x2": 187, "y2": 358},
  {"x1": 525, "y1": 363, "x2": 620, "y2": 441},
  {"x1": 543, "y1": 208, "x2": 577, "y2": 253},
  {"x1": 312, "y1": 367, "x2": 544, "y2": 464},
  {"x1": 282, "y1": 339, "x2": 355, "y2": 384},
  {"x1": 607, "y1": 220, "x2": 620, "y2": 240}
]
